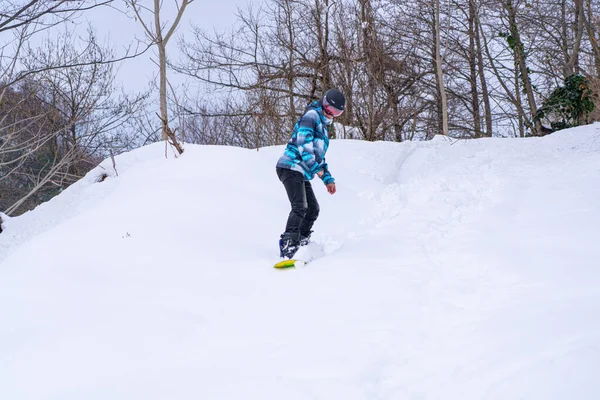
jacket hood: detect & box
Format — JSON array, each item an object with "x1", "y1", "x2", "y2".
[{"x1": 306, "y1": 100, "x2": 333, "y2": 126}]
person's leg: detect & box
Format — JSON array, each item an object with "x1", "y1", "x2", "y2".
[
  {"x1": 276, "y1": 167, "x2": 307, "y2": 257},
  {"x1": 299, "y1": 180, "x2": 319, "y2": 242},
  {"x1": 277, "y1": 167, "x2": 308, "y2": 237}
]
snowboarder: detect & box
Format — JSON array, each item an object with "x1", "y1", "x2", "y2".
[{"x1": 276, "y1": 88, "x2": 346, "y2": 259}]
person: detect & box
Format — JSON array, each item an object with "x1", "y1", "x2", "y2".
[{"x1": 276, "y1": 88, "x2": 346, "y2": 259}]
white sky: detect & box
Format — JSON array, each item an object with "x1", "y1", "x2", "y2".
[{"x1": 81, "y1": 0, "x2": 250, "y2": 94}]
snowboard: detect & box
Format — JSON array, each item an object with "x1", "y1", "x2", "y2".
[
  {"x1": 273, "y1": 241, "x2": 324, "y2": 269},
  {"x1": 273, "y1": 259, "x2": 306, "y2": 269}
]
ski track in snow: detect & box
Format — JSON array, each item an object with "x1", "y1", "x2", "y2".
[{"x1": 1, "y1": 125, "x2": 600, "y2": 399}]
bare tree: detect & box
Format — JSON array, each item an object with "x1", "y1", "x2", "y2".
[
  {"x1": 173, "y1": 0, "x2": 599, "y2": 142},
  {"x1": 25, "y1": 30, "x2": 147, "y2": 161},
  {"x1": 0, "y1": 1, "x2": 129, "y2": 88},
  {"x1": 176, "y1": 0, "x2": 340, "y2": 145},
  {"x1": 1, "y1": 81, "x2": 69, "y2": 212},
  {"x1": 125, "y1": 0, "x2": 192, "y2": 154},
  {"x1": 0, "y1": 0, "x2": 112, "y2": 35},
  {"x1": 1, "y1": 27, "x2": 147, "y2": 215}
]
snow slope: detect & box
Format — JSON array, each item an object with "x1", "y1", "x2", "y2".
[{"x1": 1, "y1": 124, "x2": 600, "y2": 399}]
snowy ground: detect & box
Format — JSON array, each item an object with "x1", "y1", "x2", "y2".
[{"x1": 1, "y1": 124, "x2": 600, "y2": 399}]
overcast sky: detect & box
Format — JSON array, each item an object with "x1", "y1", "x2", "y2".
[{"x1": 81, "y1": 0, "x2": 249, "y2": 95}]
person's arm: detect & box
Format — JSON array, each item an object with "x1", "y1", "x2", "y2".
[
  {"x1": 296, "y1": 111, "x2": 323, "y2": 176},
  {"x1": 317, "y1": 162, "x2": 335, "y2": 185},
  {"x1": 318, "y1": 164, "x2": 336, "y2": 194}
]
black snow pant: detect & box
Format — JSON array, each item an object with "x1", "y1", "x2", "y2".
[{"x1": 277, "y1": 167, "x2": 320, "y2": 240}]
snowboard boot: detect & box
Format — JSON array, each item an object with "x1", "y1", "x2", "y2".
[
  {"x1": 279, "y1": 234, "x2": 300, "y2": 259},
  {"x1": 299, "y1": 230, "x2": 313, "y2": 246}
]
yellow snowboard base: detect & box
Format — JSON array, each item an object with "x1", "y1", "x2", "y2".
[{"x1": 274, "y1": 259, "x2": 306, "y2": 269}]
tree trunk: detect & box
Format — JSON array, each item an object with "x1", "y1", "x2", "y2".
[
  {"x1": 585, "y1": 0, "x2": 600, "y2": 76},
  {"x1": 474, "y1": 10, "x2": 493, "y2": 137},
  {"x1": 564, "y1": 0, "x2": 585, "y2": 77},
  {"x1": 315, "y1": 0, "x2": 333, "y2": 136},
  {"x1": 479, "y1": 11, "x2": 531, "y2": 135},
  {"x1": 505, "y1": 0, "x2": 541, "y2": 135},
  {"x1": 514, "y1": 57, "x2": 525, "y2": 138},
  {"x1": 129, "y1": 0, "x2": 189, "y2": 152},
  {"x1": 360, "y1": 0, "x2": 377, "y2": 141},
  {"x1": 468, "y1": 0, "x2": 482, "y2": 138},
  {"x1": 284, "y1": 0, "x2": 297, "y2": 132},
  {"x1": 153, "y1": 0, "x2": 168, "y2": 141},
  {"x1": 434, "y1": 0, "x2": 449, "y2": 136}
]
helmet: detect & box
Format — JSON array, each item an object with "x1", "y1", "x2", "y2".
[{"x1": 322, "y1": 88, "x2": 345, "y2": 117}]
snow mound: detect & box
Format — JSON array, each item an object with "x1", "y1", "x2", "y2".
[{"x1": 1, "y1": 124, "x2": 600, "y2": 399}]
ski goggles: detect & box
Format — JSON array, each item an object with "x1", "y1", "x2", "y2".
[
  {"x1": 322, "y1": 96, "x2": 344, "y2": 118},
  {"x1": 323, "y1": 104, "x2": 344, "y2": 118}
]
